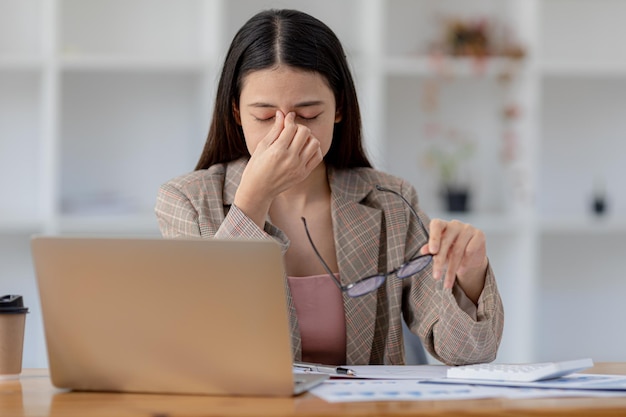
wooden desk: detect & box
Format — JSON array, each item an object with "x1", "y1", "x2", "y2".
[{"x1": 2, "y1": 364, "x2": 626, "y2": 417}]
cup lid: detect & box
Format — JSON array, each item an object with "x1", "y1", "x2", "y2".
[{"x1": 0, "y1": 295, "x2": 29, "y2": 314}]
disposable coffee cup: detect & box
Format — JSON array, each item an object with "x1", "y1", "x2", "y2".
[{"x1": 0, "y1": 295, "x2": 29, "y2": 376}]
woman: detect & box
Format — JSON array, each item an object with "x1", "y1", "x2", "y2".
[{"x1": 155, "y1": 9, "x2": 504, "y2": 366}]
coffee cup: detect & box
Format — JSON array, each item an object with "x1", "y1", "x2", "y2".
[{"x1": 0, "y1": 295, "x2": 29, "y2": 376}]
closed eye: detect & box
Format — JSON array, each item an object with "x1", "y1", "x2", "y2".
[
  {"x1": 253, "y1": 114, "x2": 321, "y2": 122},
  {"x1": 253, "y1": 116, "x2": 275, "y2": 122}
]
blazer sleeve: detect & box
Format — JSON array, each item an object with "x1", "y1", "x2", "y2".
[
  {"x1": 400, "y1": 182, "x2": 504, "y2": 366},
  {"x1": 155, "y1": 177, "x2": 290, "y2": 253},
  {"x1": 155, "y1": 181, "x2": 202, "y2": 237}
]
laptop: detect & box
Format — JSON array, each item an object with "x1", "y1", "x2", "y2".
[{"x1": 30, "y1": 236, "x2": 328, "y2": 396}]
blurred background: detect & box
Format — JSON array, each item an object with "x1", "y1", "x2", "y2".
[{"x1": 1, "y1": 0, "x2": 625, "y2": 368}]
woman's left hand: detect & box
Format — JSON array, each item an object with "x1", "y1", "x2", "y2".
[{"x1": 420, "y1": 219, "x2": 489, "y2": 303}]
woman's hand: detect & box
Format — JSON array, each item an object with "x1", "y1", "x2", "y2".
[
  {"x1": 420, "y1": 219, "x2": 489, "y2": 304},
  {"x1": 234, "y1": 111, "x2": 323, "y2": 226}
]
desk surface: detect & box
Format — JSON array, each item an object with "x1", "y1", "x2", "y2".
[{"x1": 2, "y1": 363, "x2": 626, "y2": 417}]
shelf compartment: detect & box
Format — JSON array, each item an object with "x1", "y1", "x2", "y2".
[
  {"x1": 0, "y1": 0, "x2": 43, "y2": 58},
  {"x1": 537, "y1": 233, "x2": 626, "y2": 362},
  {"x1": 540, "y1": 0, "x2": 626, "y2": 70},
  {"x1": 0, "y1": 72, "x2": 43, "y2": 223},
  {"x1": 60, "y1": 0, "x2": 205, "y2": 60},
  {"x1": 383, "y1": 75, "x2": 520, "y2": 216},
  {"x1": 539, "y1": 77, "x2": 626, "y2": 219},
  {"x1": 59, "y1": 72, "x2": 209, "y2": 218},
  {"x1": 221, "y1": 0, "x2": 365, "y2": 57},
  {"x1": 385, "y1": 0, "x2": 521, "y2": 58}
]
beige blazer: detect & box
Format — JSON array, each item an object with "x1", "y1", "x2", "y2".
[{"x1": 155, "y1": 158, "x2": 504, "y2": 365}]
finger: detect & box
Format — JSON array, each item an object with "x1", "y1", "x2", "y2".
[
  {"x1": 273, "y1": 112, "x2": 297, "y2": 147},
  {"x1": 299, "y1": 133, "x2": 319, "y2": 157},
  {"x1": 428, "y1": 219, "x2": 446, "y2": 254},
  {"x1": 259, "y1": 110, "x2": 285, "y2": 148},
  {"x1": 457, "y1": 230, "x2": 487, "y2": 275},
  {"x1": 443, "y1": 229, "x2": 472, "y2": 289},
  {"x1": 429, "y1": 231, "x2": 452, "y2": 279},
  {"x1": 287, "y1": 123, "x2": 313, "y2": 152},
  {"x1": 432, "y1": 223, "x2": 455, "y2": 281},
  {"x1": 302, "y1": 137, "x2": 322, "y2": 170},
  {"x1": 428, "y1": 219, "x2": 448, "y2": 279}
]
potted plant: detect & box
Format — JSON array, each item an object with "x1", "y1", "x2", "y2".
[{"x1": 422, "y1": 129, "x2": 476, "y2": 212}]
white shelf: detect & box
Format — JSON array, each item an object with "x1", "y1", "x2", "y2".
[
  {"x1": 57, "y1": 214, "x2": 161, "y2": 235},
  {"x1": 541, "y1": 62, "x2": 626, "y2": 78},
  {"x1": 0, "y1": 220, "x2": 45, "y2": 235},
  {"x1": 60, "y1": 56, "x2": 212, "y2": 73},
  {"x1": 428, "y1": 212, "x2": 523, "y2": 236},
  {"x1": 540, "y1": 216, "x2": 626, "y2": 235},
  {"x1": 385, "y1": 56, "x2": 526, "y2": 78},
  {"x1": 59, "y1": 0, "x2": 207, "y2": 60},
  {"x1": 0, "y1": 0, "x2": 43, "y2": 58},
  {"x1": 0, "y1": 57, "x2": 43, "y2": 71}
]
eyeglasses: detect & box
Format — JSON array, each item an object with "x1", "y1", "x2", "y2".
[{"x1": 301, "y1": 185, "x2": 432, "y2": 298}]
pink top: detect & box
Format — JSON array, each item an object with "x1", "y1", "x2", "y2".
[{"x1": 287, "y1": 273, "x2": 346, "y2": 365}]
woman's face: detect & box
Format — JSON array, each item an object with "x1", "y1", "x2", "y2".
[{"x1": 235, "y1": 65, "x2": 341, "y2": 157}]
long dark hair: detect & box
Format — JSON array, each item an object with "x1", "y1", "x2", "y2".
[{"x1": 195, "y1": 9, "x2": 372, "y2": 170}]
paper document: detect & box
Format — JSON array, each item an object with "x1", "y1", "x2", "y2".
[
  {"x1": 311, "y1": 379, "x2": 501, "y2": 402},
  {"x1": 310, "y1": 379, "x2": 626, "y2": 403},
  {"x1": 299, "y1": 363, "x2": 626, "y2": 403},
  {"x1": 431, "y1": 373, "x2": 626, "y2": 391}
]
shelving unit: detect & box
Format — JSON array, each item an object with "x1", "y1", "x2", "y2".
[
  {"x1": 1, "y1": 0, "x2": 625, "y2": 368},
  {"x1": 534, "y1": 0, "x2": 626, "y2": 363}
]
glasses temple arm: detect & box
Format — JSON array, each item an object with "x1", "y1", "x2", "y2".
[
  {"x1": 375, "y1": 185, "x2": 430, "y2": 240},
  {"x1": 300, "y1": 217, "x2": 345, "y2": 290}
]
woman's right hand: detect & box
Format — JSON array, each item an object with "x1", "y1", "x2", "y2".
[{"x1": 234, "y1": 111, "x2": 323, "y2": 227}]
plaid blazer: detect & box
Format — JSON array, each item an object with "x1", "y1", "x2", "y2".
[{"x1": 155, "y1": 158, "x2": 504, "y2": 365}]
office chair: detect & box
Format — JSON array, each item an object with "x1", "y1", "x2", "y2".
[{"x1": 402, "y1": 320, "x2": 428, "y2": 365}]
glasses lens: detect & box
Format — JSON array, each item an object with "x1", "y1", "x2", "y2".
[
  {"x1": 346, "y1": 275, "x2": 386, "y2": 297},
  {"x1": 397, "y1": 255, "x2": 432, "y2": 279}
]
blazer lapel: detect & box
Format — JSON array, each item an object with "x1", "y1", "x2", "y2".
[
  {"x1": 330, "y1": 169, "x2": 381, "y2": 364},
  {"x1": 222, "y1": 158, "x2": 247, "y2": 206}
]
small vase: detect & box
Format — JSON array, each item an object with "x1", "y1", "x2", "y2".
[
  {"x1": 592, "y1": 195, "x2": 607, "y2": 216},
  {"x1": 443, "y1": 188, "x2": 470, "y2": 213}
]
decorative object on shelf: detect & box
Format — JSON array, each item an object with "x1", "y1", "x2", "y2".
[
  {"x1": 430, "y1": 16, "x2": 526, "y2": 60},
  {"x1": 446, "y1": 18, "x2": 489, "y2": 58},
  {"x1": 419, "y1": 67, "x2": 476, "y2": 213},
  {"x1": 416, "y1": 14, "x2": 528, "y2": 214},
  {"x1": 591, "y1": 177, "x2": 608, "y2": 216},
  {"x1": 592, "y1": 195, "x2": 607, "y2": 216},
  {"x1": 421, "y1": 123, "x2": 476, "y2": 213},
  {"x1": 497, "y1": 71, "x2": 532, "y2": 210},
  {"x1": 444, "y1": 187, "x2": 471, "y2": 213}
]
